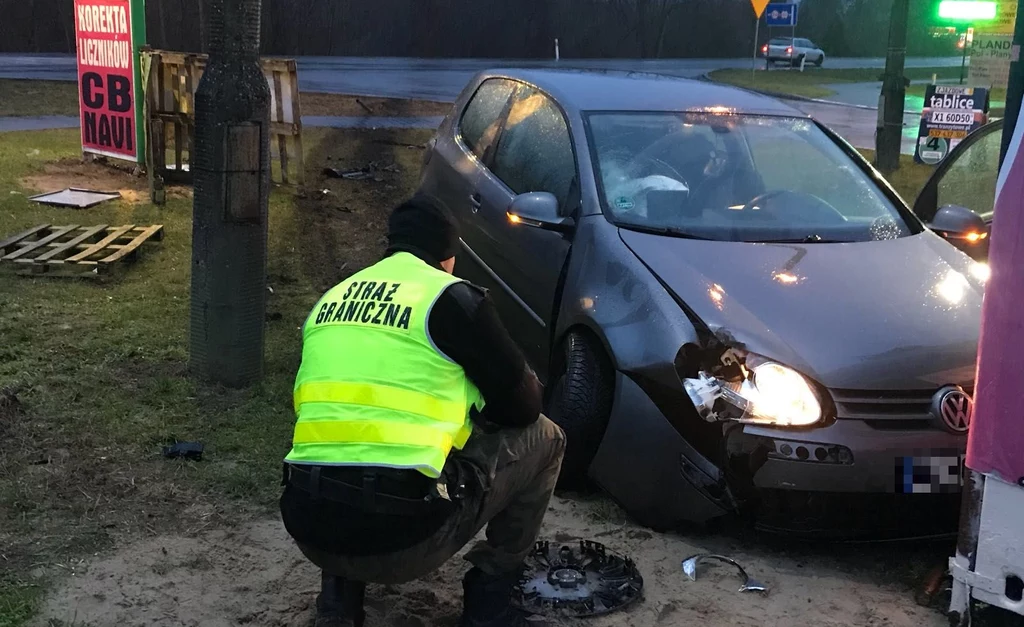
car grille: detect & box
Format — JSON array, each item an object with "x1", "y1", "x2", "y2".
[{"x1": 830, "y1": 387, "x2": 974, "y2": 429}]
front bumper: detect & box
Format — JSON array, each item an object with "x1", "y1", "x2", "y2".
[{"x1": 737, "y1": 419, "x2": 967, "y2": 495}]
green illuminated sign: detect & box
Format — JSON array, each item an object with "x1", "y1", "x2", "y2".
[{"x1": 938, "y1": 1, "x2": 998, "y2": 21}]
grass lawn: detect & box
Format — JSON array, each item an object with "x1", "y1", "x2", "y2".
[
  {"x1": 856, "y1": 148, "x2": 936, "y2": 204},
  {"x1": 0, "y1": 79, "x2": 450, "y2": 118},
  {"x1": 0, "y1": 125, "x2": 431, "y2": 626},
  {"x1": 710, "y1": 66, "x2": 963, "y2": 99}
]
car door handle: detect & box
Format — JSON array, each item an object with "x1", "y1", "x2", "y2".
[{"x1": 469, "y1": 193, "x2": 482, "y2": 213}]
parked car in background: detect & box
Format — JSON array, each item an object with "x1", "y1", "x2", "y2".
[
  {"x1": 913, "y1": 118, "x2": 1004, "y2": 262},
  {"x1": 763, "y1": 37, "x2": 825, "y2": 67},
  {"x1": 417, "y1": 68, "x2": 988, "y2": 538}
]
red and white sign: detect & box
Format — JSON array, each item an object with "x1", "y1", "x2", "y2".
[{"x1": 74, "y1": 0, "x2": 138, "y2": 161}]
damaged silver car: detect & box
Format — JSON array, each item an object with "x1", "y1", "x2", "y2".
[{"x1": 416, "y1": 69, "x2": 987, "y2": 538}]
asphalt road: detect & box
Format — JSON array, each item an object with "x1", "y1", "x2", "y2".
[
  {"x1": 0, "y1": 53, "x2": 962, "y2": 100},
  {"x1": 1, "y1": 54, "x2": 952, "y2": 155}
]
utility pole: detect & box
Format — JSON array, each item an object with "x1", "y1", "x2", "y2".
[
  {"x1": 875, "y1": 0, "x2": 910, "y2": 173},
  {"x1": 999, "y1": 1, "x2": 1024, "y2": 167},
  {"x1": 189, "y1": 0, "x2": 271, "y2": 388}
]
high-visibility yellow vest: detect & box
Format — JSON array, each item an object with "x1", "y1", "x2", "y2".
[{"x1": 285, "y1": 252, "x2": 484, "y2": 478}]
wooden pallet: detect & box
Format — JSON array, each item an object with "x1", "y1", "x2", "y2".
[{"x1": 0, "y1": 224, "x2": 164, "y2": 276}]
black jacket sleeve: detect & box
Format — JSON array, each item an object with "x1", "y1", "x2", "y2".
[{"x1": 427, "y1": 281, "x2": 543, "y2": 428}]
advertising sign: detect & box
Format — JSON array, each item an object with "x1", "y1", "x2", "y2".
[
  {"x1": 984, "y1": 0, "x2": 1018, "y2": 34},
  {"x1": 969, "y1": 32, "x2": 1013, "y2": 88},
  {"x1": 914, "y1": 85, "x2": 989, "y2": 165},
  {"x1": 74, "y1": 0, "x2": 146, "y2": 163}
]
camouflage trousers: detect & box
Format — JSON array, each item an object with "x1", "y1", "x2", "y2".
[{"x1": 294, "y1": 415, "x2": 566, "y2": 584}]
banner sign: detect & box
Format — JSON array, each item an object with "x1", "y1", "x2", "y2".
[
  {"x1": 914, "y1": 85, "x2": 989, "y2": 166},
  {"x1": 969, "y1": 32, "x2": 1013, "y2": 89},
  {"x1": 74, "y1": 0, "x2": 146, "y2": 163}
]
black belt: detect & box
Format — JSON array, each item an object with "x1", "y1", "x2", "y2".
[{"x1": 284, "y1": 464, "x2": 443, "y2": 516}]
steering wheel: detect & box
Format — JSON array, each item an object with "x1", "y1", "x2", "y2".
[
  {"x1": 626, "y1": 131, "x2": 705, "y2": 185},
  {"x1": 740, "y1": 189, "x2": 847, "y2": 222}
]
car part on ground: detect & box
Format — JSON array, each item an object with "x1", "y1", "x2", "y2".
[
  {"x1": 162, "y1": 441, "x2": 204, "y2": 461},
  {"x1": 682, "y1": 554, "x2": 769, "y2": 595},
  {"x1": 514, "y1": 540, "x2": 644, "y2": 618},
  {"x1": 28, "y1": 187, "x2": 121, "y2": 208}
]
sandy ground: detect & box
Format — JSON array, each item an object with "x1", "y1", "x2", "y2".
[{"x1": 30, "y1": 495, "x2": 949, "y2": 627}]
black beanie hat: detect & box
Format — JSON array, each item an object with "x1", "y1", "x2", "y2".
[{"x1": 385, "y1": 195, "x2": 460, "y2": 265}]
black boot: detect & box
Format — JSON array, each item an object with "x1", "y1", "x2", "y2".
[
  {"x1": 315, "y1": 572, "x2": 366, "y2": 627},
  {"x1": 460, "y1": 567, "x2": 530, "y2": 627}
]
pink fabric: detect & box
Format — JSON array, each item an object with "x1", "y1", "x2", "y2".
[{"x1": 966, "y1": 106, "x2": 1024, "y2": 486}]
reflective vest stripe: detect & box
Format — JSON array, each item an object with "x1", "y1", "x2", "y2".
[
  {"x1": 292, "y1": 419, "x2": 455, "y2": 451},
  {"x1": 293, "y1": 381, "x2": 466, "y2": 425}
]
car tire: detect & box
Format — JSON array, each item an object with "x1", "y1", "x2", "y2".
[
  {"x1": 793, "y1": 54, "x2": 805, "y2": 68},
  {"x1": 546, "y1": 330, "x2": 614, "y2": 490},
  {"x1": 815, "y1": 54, "x2": 824, "y2": 67}
]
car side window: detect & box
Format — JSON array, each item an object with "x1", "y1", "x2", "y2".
[
  {"x1": 459, "y1": 79, "x2": 516, "y2": 160},
  {"x1": 936, "y1": 129, "x2": 1001, "y2": 221},
  {"x1": 490, "y1": 87, "x2": 577, "y2": 215}
]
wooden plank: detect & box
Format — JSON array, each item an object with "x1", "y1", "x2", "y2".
[
  {"x1": 64, "y1": 225, "x2": 135, "y2": 263},
  {"x1": 96, "y1": 225, "x2": 164, "y2": 264},
  {"x1": 273, "y1": 71, "x2": 289, "y2": 185},
  {"x1": 2, "y1": 225, "x2": 79, "y2": 261},
  {"x1": 32, "y1": 225, "x2": 109, "y2": 262},
  {"x1": 174, "y1": 119, "x2": 184, "y2": 171},
  {"x1": 289, "y1": 65, "x2": 305, "y2": 186},
  {"x1": 270, "y1": 121, "x2": 299, "y2": 137},
  {"x1": 0, "y1": 224, "x2": 50, "y2": 253}
]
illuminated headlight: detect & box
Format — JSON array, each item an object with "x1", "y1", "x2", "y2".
[{"x1": 683, "y1": 359, "x2": 822, "y2": 427}]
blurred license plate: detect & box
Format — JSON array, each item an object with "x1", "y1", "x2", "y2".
[
  {"x1": 931, "y1": 111, "x2": 974, "y2": 125},
  {"x1": 895, "y1": 452, "x2": 966, "y2": 494}
]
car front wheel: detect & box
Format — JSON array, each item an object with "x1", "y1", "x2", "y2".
[
  {"x1": 546, "y1": 330, "x2": 614, "y2": 490},
  {"x1": 815, "y1": 54, "x2": 824, "y2": 67}
]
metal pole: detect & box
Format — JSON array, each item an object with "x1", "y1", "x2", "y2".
[
  {"x1": 1000, "y1": 3, "x2": 1024, "y2": 167},
  {"x1": 752, "y1": 18, "x2": 760, "y2": 79},
  {"x1": 960, "y1": 30, "x2": 968, "y2": 84},
  {"x1": 875, "y1": 0, "x2": 910, "y2": 173}
]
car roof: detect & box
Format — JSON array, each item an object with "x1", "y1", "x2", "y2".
[{"x1": 474, "y1": 68, "x2": 810, "y2": 117}]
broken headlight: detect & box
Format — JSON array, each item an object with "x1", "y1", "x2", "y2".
[{"x1": 683, "y1": 356, "x2": 822, "y2": 427}]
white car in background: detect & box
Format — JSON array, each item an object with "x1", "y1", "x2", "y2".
[{"x1": 762, "y1": 37, "x2": 825, "y2": 67}]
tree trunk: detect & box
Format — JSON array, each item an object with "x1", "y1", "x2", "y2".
[
  {"x1": 197, "y1": 0, "x2": 206, "y2": 52},
  {"x1": 157, "y1": 0, "x2": 169, "y2": 48}
]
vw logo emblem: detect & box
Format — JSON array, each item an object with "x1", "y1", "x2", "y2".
[{"x1": 932, "y1": 387, "x2": 973, "y2": 434}]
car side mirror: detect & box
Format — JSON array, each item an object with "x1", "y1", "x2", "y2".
[
  {"x1": 928, "y1": 204, "x2": 989, "y2": 244},
  {"x1": 507, "y1": 192, "x2": 574, "y2": 234}
]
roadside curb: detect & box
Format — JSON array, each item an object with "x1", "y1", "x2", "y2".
[{"x1": 697, "y1": 72, "x2": 879, "y2": 111}]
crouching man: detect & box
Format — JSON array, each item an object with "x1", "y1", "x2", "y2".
[{"x1": 280, "y1": 196, "x2": 566, "y2": 627}]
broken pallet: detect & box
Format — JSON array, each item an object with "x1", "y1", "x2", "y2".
[{"x1": 0, "y1": 224, "x2": 164, "y2": 276}]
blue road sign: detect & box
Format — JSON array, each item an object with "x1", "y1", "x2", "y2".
[{"x1": 765, "y1": 3, "x2": 798, "y2": 26}]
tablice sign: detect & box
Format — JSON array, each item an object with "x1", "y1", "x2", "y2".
[
  {"x1": 73, "y1": 0, "x2": 146, "y2": 163},
  {"x1": 914, "y1": 85, "x2": 989, "y2": 166}
]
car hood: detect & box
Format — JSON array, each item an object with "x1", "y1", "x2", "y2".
[{"x1": 619, "y1": 229, "x2": 983, "y2": 390}]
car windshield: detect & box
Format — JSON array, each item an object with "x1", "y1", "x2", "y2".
[{"x1": 586, "y1": 112, "x2": 916, "y2": 243}]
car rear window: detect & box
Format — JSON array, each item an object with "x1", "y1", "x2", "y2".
[
  {"x1": 769, "y1": 38, "x2": 792, "y2": 45},
  {"x1": 585, "y1": 112, "x2": 918, "y2": 243}
]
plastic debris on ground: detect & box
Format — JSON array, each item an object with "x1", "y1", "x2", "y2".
[
  {"x1": 162, "y1": 441, "x2": 204, "y2": 461},
  {"x1": 28, "y1": 188, "x2": 122, "y2": 209},
  {"x1": 513, "y1": 540, "x2": 644, "y2": 619},
  {"x1": 322, "y1": 161, "x2": 400, "y2": 181},
  {"x1": 682, "y1": 554, "x2": 769, "y2": 595}
]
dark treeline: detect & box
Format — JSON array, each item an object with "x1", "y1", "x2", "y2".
[{"x1": 0, "y1": 0, "x2": 957, "y2": 58}]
